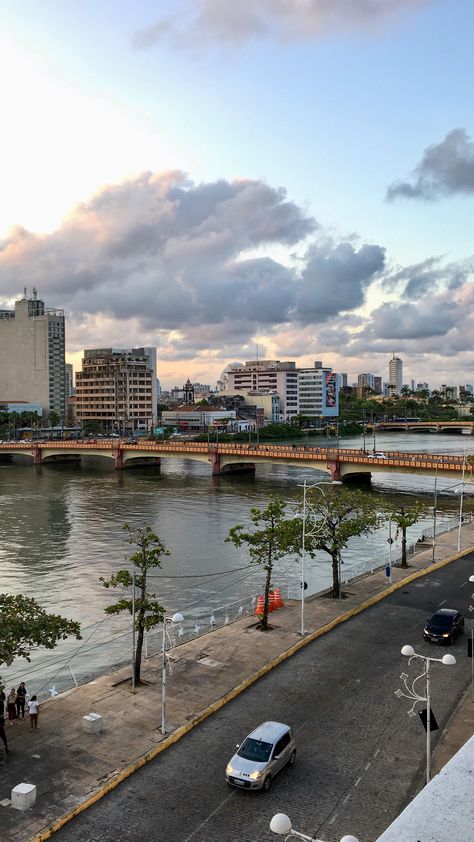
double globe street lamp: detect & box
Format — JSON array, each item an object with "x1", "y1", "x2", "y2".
[
  {"x1": 270, "y1": 813, "x2": 359, "y2": 842},
  {"x1": 396, "y1": 645, "x2": 456, "y2": 785},
  {"x1": 161, "y1": 612, "x2": 184, "y2": 735}
]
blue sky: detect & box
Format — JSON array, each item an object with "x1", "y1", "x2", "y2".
[{"x1": 0, "y1": 0, "x2": 473, "y2": 388}]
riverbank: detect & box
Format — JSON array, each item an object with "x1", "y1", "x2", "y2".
[{"x1": 1, "y1": 520, "x2": 473, "y2": 842}]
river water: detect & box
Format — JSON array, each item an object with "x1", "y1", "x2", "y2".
[{"x1": 1, "y1": 432, "x2": 473, "y2": 697}]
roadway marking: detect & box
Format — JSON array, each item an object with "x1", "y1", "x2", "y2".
[
  {"x1": 439, "y1": 599, "x2": 447, "y2": 606},
  {"x1": 364, "y1": 762, "x2": 371, "y2": 771},
  {"x1": 354, "y1": 777, "x2": 362, "y2": 787},
  {"x1": 343, "y1": 794, "x2": 351, "y2": 804},
  {"x1": 182, "y1": 791, "x2": 235, "y2": 842},
  {"x1": 373, "y1": 748, "x2": 380, "y2": 758},
  {"x1": 328, "y1": 814, "x2": 337, "y2": 825}
]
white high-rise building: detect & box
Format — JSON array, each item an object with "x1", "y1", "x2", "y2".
[
  {"x1": 388, "y1": 354, "x2": 403, "y2": 396},
  {"x1": 0, "y1": 291, "x2": 66, "y2": 419}
]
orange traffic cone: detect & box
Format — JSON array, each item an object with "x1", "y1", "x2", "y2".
[
  {"x1": 268, "y1": 590, "x2": 276, "y2": 612},
  {"x1": 255, "y1": 595, "x2": 264, "y2": 618},
  {"x1": 273, "y1": 587, "x2": 284, "y2": 609}
]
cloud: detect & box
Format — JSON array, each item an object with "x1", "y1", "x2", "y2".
[
  {"x1": 295, "y1": 240, "x2": 385, "y2": 323},
  {"x1": 386, "y1": 129, "x2": 474, "y2": 201},
  {"x1": 380, "y1": 256, "x2": 474, "y2": 300},
  {"x1": 133, "y1": 0, "x2": 430, "y2": 49}
]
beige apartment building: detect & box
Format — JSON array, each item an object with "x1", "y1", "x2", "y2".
[
  {"x1": 0, "y1": 291, "x2": 66, "y2": 419},
  {"x1": 75, "y1": 347, "x2": 157, "y2": 434}
]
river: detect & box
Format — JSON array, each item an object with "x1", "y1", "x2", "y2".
[{"x1": 1, "y1": 431, "x2": 473, "y2": 697}]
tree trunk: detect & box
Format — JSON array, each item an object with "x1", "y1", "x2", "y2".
[
  {"x1": 261, "y1": 566, "x2": 272, "y2": 630},
  {"x1": 134, "y1": 625, "x2": 144, "y2": 684},
  {"x1": 331, "y1": 552, "x2": 340, "y2": 598},
  {"x1": 400, "y1": 527, "x2": 408, "y2": 568}
]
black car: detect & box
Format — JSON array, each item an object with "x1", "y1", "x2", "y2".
[{"x1": 423, "y1": 608, "x2": 464, "y2": 644}]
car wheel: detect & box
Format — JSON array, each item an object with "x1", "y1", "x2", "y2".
[
  {"x1": 288, "y1": 750, "x2": 296, "y2": 766},
  {"x1": 262, "y1": 775, "x2": 271, "y2": 792}
]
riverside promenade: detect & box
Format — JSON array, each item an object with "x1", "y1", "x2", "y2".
[{"x1": 1, "y1": 527, "x2": 474, "y2": 842}]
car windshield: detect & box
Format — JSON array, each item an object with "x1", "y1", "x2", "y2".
[
  {"x1": 238, "y1": 737, "x2": 273, "y2": 762},
  {"x1": 430, "y1": 614, "x2": 454, "y2": 627}
]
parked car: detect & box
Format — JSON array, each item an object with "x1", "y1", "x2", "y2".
[
  {"x1": 225, "y1": 721, "x2": 295, "y2": 791},
  {"x1": 424, "y1": 608, "x2": 464, "y2": 644}
]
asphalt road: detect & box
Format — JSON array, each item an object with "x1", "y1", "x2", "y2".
[{"x1": 55, "y1": 554, "x2": 474, "y2": 842}]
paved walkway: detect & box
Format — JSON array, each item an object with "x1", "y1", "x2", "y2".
[{"x1": 1, "y1": 526, "x2": 473, "y2": 842}]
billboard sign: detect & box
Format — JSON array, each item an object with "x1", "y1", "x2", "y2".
[{"x1": 325, "y1": 371, "x2": 337, "y2": 409}]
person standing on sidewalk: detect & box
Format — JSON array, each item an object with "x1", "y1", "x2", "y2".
[
  {"x1": 7, "y1": 689, "x2": 17, "y2": 725},
  {"x1": 0, "y1": 712, "x2": 8, "y2": 754},
  {"x1": 28, "y1": 695, "x2": 39, "y2": 730},
  {"x1": 15, "y1": 682, "x2": 27, "y2": 720},
  {"x1": 0, "y1": 687, "x2": 5, "y2": 718}
]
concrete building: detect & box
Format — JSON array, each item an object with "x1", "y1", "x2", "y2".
[
  {"x1": 373, "y1": 376, "x2": 382, "y2": 394},
  {"x1": 223, "y1": 360, "x2": 299, "y2": 420},
  {"x1": 65, "y1": 363, "x2": 74, "y2": 397},
  {"x1": 0, "y1": 291, "x2": 66, "y2": 419},
  {"x1": 75, "y1": 347, "x2": 157, "y2": 434},
  {"x1": 388, "y1": 354, "x2": 403, "y2": 396},
  {"x1": 161, "y1": 406, "x2": 237, "y2": 432},
  {"x1": 298, "y1": 365, "x2": 339, "y2": 420},
  {"x1": 220, "y1": 389, "x2": 280, "y2": 424},
  {"x1": 357, "y1": 373, "x2": 375, "y2": 390}
]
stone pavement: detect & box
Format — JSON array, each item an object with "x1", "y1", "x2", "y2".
[{"x1": 1, "y1": 525, "x2": 474, "y2": 842}]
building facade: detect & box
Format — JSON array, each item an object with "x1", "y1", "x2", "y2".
[
  {"x1": 298, "y1": 365, "x2": 339, "y2": 420},
  {"x1": 75, "y1": 347, "x2": 157, "y2": 433},
  {"x1": 0, "y1": 291, "x2": 66, "y2": 419},
  {"x1": 388, "y1": 354, "x2": 403, "y2": 396}
]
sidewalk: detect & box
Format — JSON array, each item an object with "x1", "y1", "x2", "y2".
[{"x1": 1, "y1": 525, "x2": 474, "y2": 842}]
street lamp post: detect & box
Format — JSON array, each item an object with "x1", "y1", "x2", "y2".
[
  {"x1": 161, "y1": 612, "x2": 184, "y2": 735},
  {"x1": 469, "y1": 575, "x2": 474, "y2": 704},
  {"x1": 456, "y1": 456, "x2": 466, "y2": 552},
  {"x1": 396, "y1": 645, "x2": 456, "y2": 785},
  {"x1": 298, "y1": 479, "x2": 342, "y2": 635},
  {"x1": 270, "y1": 813, "x2": 359, "y2": 842}
]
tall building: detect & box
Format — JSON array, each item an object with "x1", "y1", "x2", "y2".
[
  {"x1": 357, "y1": 373, "x2": 375, "y2": 390},
  {"x1": 373, "y1": 376, "x2": 382, "y2": 394},
  {"x1": 224, "y1": 360, "x2": 299, "y2": 420},
  {"x1": 65, "y1": 363, "x2": 74, "y2": 397},
  {"x1": 298, "y1": 365, "x2": 339, "y2": 419},
  {"x1": 388, "y1": 354, "x2": 403, "y2": 396},
  {"x1": 75, "y1": 347, "x2": 157, "y2": 434},
  {"x1": 339, "y1": 372, "x2": 348, "y2": 389},
  {"x1": 0, "y1": 290, "x2": 66, "y2": 419}
]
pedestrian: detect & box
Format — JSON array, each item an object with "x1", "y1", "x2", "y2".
[
  {"x1": 28, "y1": 695, "x2": 39, "y2": 730},
  {"x1": 0, "y1": 712, "x2": 8, "y2": 753},
  {"x1": 7, "y1": 689, "x2": 17, "y2": 725},
  {"x1": 16, "y1": 682, "x2": 27, "y2": 720},
  {"x1": 0, "y1": 687, "x2": 5, "y2": 718}
]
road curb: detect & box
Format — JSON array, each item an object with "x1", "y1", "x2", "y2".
[{"x1": 31, "y1": 543, "x2": 474, "y2": 841}]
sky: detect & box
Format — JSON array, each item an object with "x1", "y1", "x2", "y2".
[{"x1": 0, "y1": 0, "x2": 473, "y2": 390}]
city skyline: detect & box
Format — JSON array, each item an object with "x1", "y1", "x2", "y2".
[{"x1": 0, "y1": 1, "x2": 473, "y2": 389}]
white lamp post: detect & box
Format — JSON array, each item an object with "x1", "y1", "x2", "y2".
[
  {"x1": 270, "y1": 813, "x2": 359, "y2": 842},
  {"x1": 469, "y1": 575, "x2": 474, "y2": 704},
  {"x1": 161, "y1": 612, "x2": 184, "y2": 735},
  {"x1": 298, "y1": 479, "x2": 342, "y2": 636},
  {"x1": 396, "y1": 645, "x2": 456, "y2": 785},
  {"x1": 455, "y1": 456, "x2": 466, "y2": 552}
]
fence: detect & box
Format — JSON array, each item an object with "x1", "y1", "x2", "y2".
[{"x1": 2, "y1": 511, "x2": 472, "y2": 704}]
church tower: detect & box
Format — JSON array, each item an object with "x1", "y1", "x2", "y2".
[{"x1": 183, "y1": 378, "x2": 194, "y2": 404}]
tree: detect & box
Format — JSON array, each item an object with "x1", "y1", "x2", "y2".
[
  {"x1": 100, "y1": 524, "x2": 169, "y2": 685},
  {"x1": 304, "y1": 487, "x2": 381, "y2": 598},
  {"x1": 226, "y1": 496, "x2": 301, "y2": 630},
  {"x1": 46, "y1": 410, "x2": 60, "y2": 428},
  {"x1": 0, "y1": 594, "x2": 81, "y2": 684},
  {"x1": 384, "y1": 500, "x2": 426, "y2": 569}
]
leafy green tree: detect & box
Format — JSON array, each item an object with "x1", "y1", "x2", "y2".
[
  {"x1": 226, "y1": 496, "x2": 301, "y2": 630},
  {"x1": 0, "y1": 594, "x2": 81, "y2": 684},
  {"x1": 304, "y1": 487, "x2": 381, "y2": 598},
  {"x1": 46, "y1": 410, "x2": 60, "y2": 428},
  {"x1": 383, "y1": 500, "x2": 427, "y2": 569},
  {"x1": 100, "y1": 524, "x2": 169, "y2": 685}
]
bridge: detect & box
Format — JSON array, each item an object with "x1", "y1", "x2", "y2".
[
  {"x1": 0, "y1": 440, "x2": 472, "y2": 483},
  {"x1": 374, "y1": 420, "x2": 474, "y2": 434}
]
